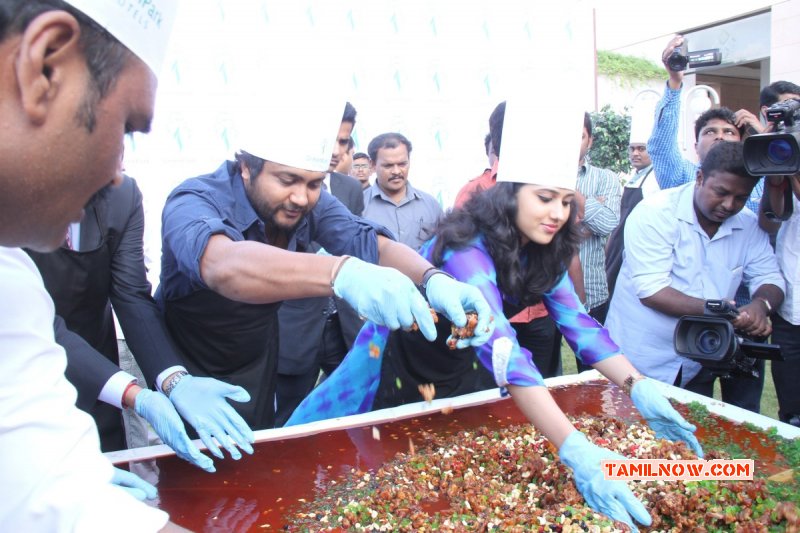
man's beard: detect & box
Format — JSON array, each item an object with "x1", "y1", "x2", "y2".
[{"x1": 253, "y1": 198, "x2": 306, "y2": 235}]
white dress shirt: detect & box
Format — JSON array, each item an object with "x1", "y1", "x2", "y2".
[
  {"x1": 605, "y1": 183, "x2": 785, "y2": 386},
  {"x1": 0, "y1": 247, "x2": 168, "y2": 532},
  {"x1": 776, "y1": 196, "x2": 800, "y2": 324}
]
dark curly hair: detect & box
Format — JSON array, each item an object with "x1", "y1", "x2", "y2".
[{"x1": 430, "y1": 182, "x2": 580, "y2": 305}]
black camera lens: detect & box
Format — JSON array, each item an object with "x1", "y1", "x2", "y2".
[
  {"x1": 696, "y1": 329, "x2": 722, "y2": 354},
  {"x1": 667, "y1": 51, "x2": 688, "y2": 72},
  {"x1": 768, "y1": 139, "x2": 794, "y2": 164}
]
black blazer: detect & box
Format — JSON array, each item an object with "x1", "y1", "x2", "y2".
[
  {"x1": 277, "y1": 172, "x2": 365, "y2": 375},
  {"x1": 330, "y1": 171, "x2": 364, "y2": 217},
  {"x1": 32, "y1": 177, "x2": 185, "y2": 407}
]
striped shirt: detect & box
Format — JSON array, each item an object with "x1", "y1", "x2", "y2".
[{"x1": 576, "y1": 162, "x2": 621, "y2": 310}]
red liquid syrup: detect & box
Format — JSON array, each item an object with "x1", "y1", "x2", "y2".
[{"x1": 128, "y1": 381, "x2": 787, "y2": 531}]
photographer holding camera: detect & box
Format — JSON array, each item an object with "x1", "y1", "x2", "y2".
[
  {"x1": 759, "y1": 171, "x2": 800, "y2": 427},
  {"x1": 648, "y1": 35, "x2": 766, "y2": 197},
  {"x1": 642, "y1": 35, "x2": 785, "y2": 411},
  {"x1": 605, "y1": 141, "x2": 784, "y2": 407}
]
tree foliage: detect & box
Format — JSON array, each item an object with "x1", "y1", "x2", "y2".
[{"x1": 589, "y1": 105, "x2": 631, "y2": 174}]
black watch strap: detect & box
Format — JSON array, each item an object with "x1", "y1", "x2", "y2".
[{"x1": 418, "y1": 267, "x2": 454, "y2": 300}]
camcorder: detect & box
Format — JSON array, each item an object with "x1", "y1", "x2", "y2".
[
  {"x1": 666, "y1": 40, "x2": 722, "y2": 72},
  {"x1": 673, "y1": 300, "x2": 782, "y2": 379},
  {"x1": 743, "y1": 98, "x2": 800, "y2": 176}
]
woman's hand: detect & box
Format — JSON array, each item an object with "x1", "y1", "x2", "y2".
[
  {"x1": 630, "y1": 378, "x2": 704, "y2": 457},
  {"x1": 559, "y1": 430, "x2": 652, "y2": 532}
]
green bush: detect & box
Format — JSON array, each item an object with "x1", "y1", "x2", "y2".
[
  {"x1": 597, "y1": 50, "x2": 664, "y2": 84},
  {"x1": 589, "y1": 106, "x2": 631, "y2": 174}
]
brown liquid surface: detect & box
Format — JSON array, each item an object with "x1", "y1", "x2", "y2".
[{"x1": 130, "y1": 381, "x2": 785, "y2": 531}]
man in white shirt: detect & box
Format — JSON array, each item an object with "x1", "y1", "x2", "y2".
[
  {"x1": 760, "y1": 172, "x2": 800, "y2": 426},
  {"x1": 606, "y1": 141, "x2": 784, "y2": 400},
  {"x1": 0, "y1": 1, "x2": 185, "y2": 531}
]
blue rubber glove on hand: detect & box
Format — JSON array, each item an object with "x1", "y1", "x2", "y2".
[
  {"x1": 424, "y1": 272, "x2": 495, "y2": 348},
  {"x1": 169, "y1": 375, "x2": 255, "y2": 461},
  {"x1": 333, "y1": 257, "x2": 436, "y2": 340},
  {"x1": 111, "y1": 467, "x2": 158, "y2": 501},
  {"x1": 134, "y1": 388, "x2": 216, "y2": 473},
  {"x1": 630, "y1": 378, "x2": 704, "y2": 458},
  {"x1": 559, "y1": 430, "x2": 652, "y2": 532}
]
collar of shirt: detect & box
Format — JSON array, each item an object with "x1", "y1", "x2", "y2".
[
  {"x1": 674, "y1": 181, "x2": 745, "y2": 240},
  {"x1": 627, "y1": 164, "x2": 654, "y2": 188},
  {"x1": 367, "y1": 180, "x2": 422, "y2": 206}
]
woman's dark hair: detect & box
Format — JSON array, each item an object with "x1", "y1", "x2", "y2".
[
  {"x1": 431, "y1": 182, "x2": 580, "y2": 305},
  {"x1": 0, "y1": 0, "x2": 132, "y2": 132}
]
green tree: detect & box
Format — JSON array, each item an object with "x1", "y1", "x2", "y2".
[{"x1": 589, "y1": 105, "x2": 631, "y2": 174}]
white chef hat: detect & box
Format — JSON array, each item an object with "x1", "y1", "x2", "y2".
[
  {"x1": 496, "y1": 98, "x2": 585, "y2": 190},
  {"x1": 229, "y1": 6, "x2": 348, "y2": 173},
  {"x1": 495, "y1": 4, "x2": 592, "y2": 190},
  {"x1": 63, "y1": 0, "x2": 177, "y2": 77},
  {"x1": 234, "y1": 91, "x2": 346, "y2": 173}
]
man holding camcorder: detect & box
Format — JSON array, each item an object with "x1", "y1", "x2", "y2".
[
  {"x1": 759, "y1": 169, "x2": 800, "y2": 428},
  {"x1": 605, "y1": 141, "x2": 784, "y2": 402}
]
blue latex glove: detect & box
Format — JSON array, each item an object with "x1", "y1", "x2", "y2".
[
  {"x1": 332, "y1": 257, "x2": 436, "y2": 340},
  {"x1": 134, "y1": 388, "x2": 216, "y2": 473},
  {"x1": 169, "y1": 375, "x2": 255, "y2": 461},
  {"x1": 111, "y1": 467, "x2": 157, "y2": 501},
  {"x1": 424, "y1": 272, "x2": 495, "y2": 348},
  {"x1": 559, "y1": 431, "x2": 652, "y2": 532},
  {"x1": 630, "y1": 378, "x2": 704, "y2": 458}
]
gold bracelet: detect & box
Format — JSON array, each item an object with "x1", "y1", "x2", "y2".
[
  {"x1": 330, "y1": 255, "x2": 352, "y2": 289},
  {"x1": 622, "y1": 371, "x2": 646, "y2": 396}
]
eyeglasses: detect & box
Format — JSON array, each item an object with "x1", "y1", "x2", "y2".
[{"x1": 352, "y1": 164, "x2": 370, "y2": 170}]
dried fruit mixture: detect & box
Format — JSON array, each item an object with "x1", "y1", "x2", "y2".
[{"x1": 288, "y1": 415, "x2": 799, "y2": 532}]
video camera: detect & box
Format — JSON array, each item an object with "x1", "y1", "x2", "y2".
[
  {"x1": 666, "y1": 40, "x2": 722, "y2": 72},
  {"x1": 743, "y1": 98, "x2": 800, "y2": 176},
  {"x1": 673, "y1": 300, "x2": 782, "y2": 379}
]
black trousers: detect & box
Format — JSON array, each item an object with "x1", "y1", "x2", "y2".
[
  {"x1": 573, "y1": 301, "x2": 609, "y2": 373},
  {"x1": 678, "y1": 361, "x2": 765, "y2": 414},
  {"x1": 770, "y1": 314, "x2": 800, "y2": 423},
  {"x1": 274, "y1": 313, "x2": 348, "y2": 427},
  {"x1": 512, "y1": 314, "x2": 561, "y2": 378}
]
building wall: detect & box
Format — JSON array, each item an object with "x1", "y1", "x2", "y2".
[
  {"x1": 770, "y1": 0, "x2": 800, "y2": 83},
  {"x1": 695, "y1": 74, "x2": 761, "y2": 112}
]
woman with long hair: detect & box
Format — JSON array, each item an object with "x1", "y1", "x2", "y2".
[{"x1": 289, "y1": 110, "x2": 702, "y2": 531}]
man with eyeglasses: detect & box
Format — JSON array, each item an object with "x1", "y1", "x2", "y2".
[{"x1": 351, "y1": 152, "x2": 372, "y2": 190}]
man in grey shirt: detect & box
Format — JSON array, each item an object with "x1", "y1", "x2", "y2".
[{"x1": 362, "y1": 133, "x2": 443, "y2": 250}]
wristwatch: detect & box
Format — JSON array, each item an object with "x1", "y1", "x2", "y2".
[
  {"x1": 417, "y1": 267, "x2": 454, "y2": 300},
  {"x1": 163, "y1": 370, "x2": 189, "y2": 398},
  {"x1": 622, "y1": 371, "x2": 646, "y2": 396}
]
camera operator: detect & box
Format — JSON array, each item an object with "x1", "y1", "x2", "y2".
[
  {"x1": 606, "y1": 142, "x2": 785, "y2": 410},
  {"x1": 760, "y1": 172, "x2": 800, "y2": 427},
  {"x1": 759, "y1": 81, "x2": 800, "y2": 127},
  {"x1": 648, "y1": 35, "x2": 766, "y2": 201},
  {"x1": 645, "y1": 35, "x2": 777, "y2": 409}
]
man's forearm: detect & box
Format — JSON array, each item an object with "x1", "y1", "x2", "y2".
[
  {"x1": 201, "y1": 235, "x2": 337, "y2": 304},
  {"x1": 640, "y1": 286, "x2": 706, "y2": 317},
  {"x1": 376, "y1": 235, "x2": 431, "y2": 285},
  {"x1": 751, "y1": 284, "x2": 785, "y2": 314}
]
